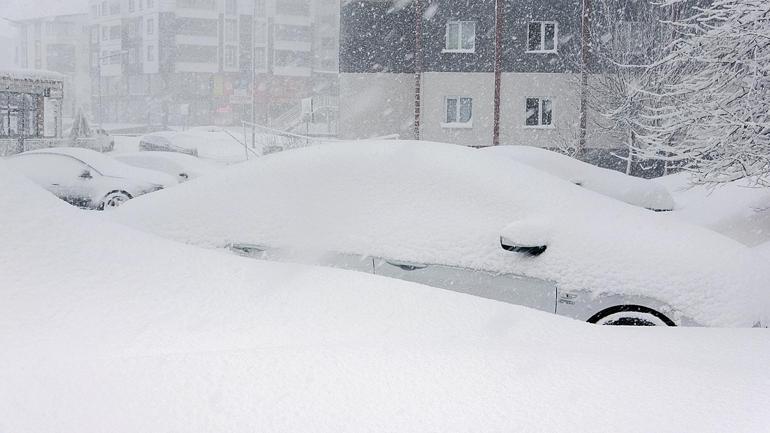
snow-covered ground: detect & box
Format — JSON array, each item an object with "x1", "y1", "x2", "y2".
[
  {"x1": 656, "y1": 172, "x2": 770, "y2": 246},
  {"x1": 1, "y1": 159, "x2": 770, "y2": 432}
]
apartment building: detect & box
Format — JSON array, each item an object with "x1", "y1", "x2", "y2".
[
  {"x1": 88, "y1": 0, "x2": 339, "y2": 127},
  {"x1": 14, "y1": 14, "x2": 91, "y2": 118},
  {"x1": 339, "y1": 0, "x2": 673, "y2": 161}
]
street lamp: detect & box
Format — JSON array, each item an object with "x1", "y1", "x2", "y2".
[{"x1": 96, "y1": 50, "x2": 128, "y2": 128}]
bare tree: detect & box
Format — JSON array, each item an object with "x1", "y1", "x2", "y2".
[
  {"x1": 636, "y1": 0, "x2": 770, "y2": 185},
  {"x1": 575, "y1": 0, "x2": 683, "y2": 174}
]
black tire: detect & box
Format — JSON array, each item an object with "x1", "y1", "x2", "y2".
[
  {"x1": 98, "y1": 191, "x2": 132, "y2": 210},
  {"x1": 588, "y1": 305, "x2": 676, "y2": 327}
]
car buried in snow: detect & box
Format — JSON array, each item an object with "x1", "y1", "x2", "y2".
[
  {"x1": 5, "y1": 147, "x2": 177, "y2": 209},
  {"x1": 110, "y1": 140, "x2": 768, "y2": 327}
]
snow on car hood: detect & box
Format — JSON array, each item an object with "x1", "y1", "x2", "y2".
[
  {"x1": 482, "y1": 145, "x2": 676, "y2": 211},
  {"x1": 111, "y1": 140, "x2": 769, "y2": 326}
]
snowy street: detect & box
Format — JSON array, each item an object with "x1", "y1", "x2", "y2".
[
  {"x1": 2, "y1": 0, "x2": 770, "y2": 430},
  {"x1": 1, "y1": 164, "x2": 769, "y2": 432}
]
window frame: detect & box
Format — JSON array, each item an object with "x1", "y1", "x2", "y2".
[
  {"x1": 442, "y1": 96, "x2": 473, "y2": 129},
  {"x1": 444, "y1": 20, "x2": 476, "y2": 54},
  {"x1": 524, "y1": 97, "x2": 554, "y2": 128},
  {"x1": 526, "y1": 21, "x2": 558, "y2": 54}
]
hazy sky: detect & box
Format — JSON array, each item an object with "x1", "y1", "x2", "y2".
[{"x1": 0, "y1": 0, "x2": 89, "y2": 36}]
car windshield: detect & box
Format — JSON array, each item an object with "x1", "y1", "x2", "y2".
[{"x1": 1, "y1": 0, "x2": 769, "y2": 431}]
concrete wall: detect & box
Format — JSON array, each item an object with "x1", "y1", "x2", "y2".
[
  {"x1": 340, "y1": 71, "x2": 624, "y2": 149},
  {"x1": 419, "y1": 72, "x2": 495, "y2": 146},
  {"x1": 338, "y1": 73, "x2": 415, "y2": 140}
]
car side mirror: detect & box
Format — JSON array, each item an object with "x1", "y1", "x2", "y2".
[
  {"x1": 500, "y1": 237, "x2": 547, "y2": 256},
  {"x1": 499, "y1": 220, "x2": 549, "y2": 257},
  {"x1": 79, "y1": 170, "x2": 93, "y2": 180}
]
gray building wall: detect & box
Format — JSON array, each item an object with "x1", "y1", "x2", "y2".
[{"x1": 339, "y1": 0, "x2": 632, "y2": 150}]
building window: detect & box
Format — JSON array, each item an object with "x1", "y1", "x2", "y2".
[
  {"x1": 110, "y1": 25, "x2": 121, "y2": 40},
  {"x1": 128, "y1": 47, "x2": 136, "y2": 64},
  {"x1": 254, "y1": 47, "x2": 266, "y2": 69},
  {"x1": 147, "y1": 0, "x2": 154, "y2": 8},
  {"x1": 129, "y1": 0, "x2": 135, "y2": 12},
  {"x1": 102, "y1": 26, "x2": 108, "y2": 41},
  {"x1": 110, "y1": 1, "x2": 120, "y2": 15},
  {"x1": 527, "y1": 21, "x2": 557, "y2": 53},
  {"x1": 147, "y1": 18, "x2": 154, "y2": 35},
  {"x1": 224, "y1": 45, "x2": 236, "y2": 68},
  {"x1": 147, "y1": 45, "x2": 155, "y2": 61},
  {"x1": 224, "y1": 19, "x2": 237, "y2": 42},
  {"x1": 101, "y1": 1, "x2": 108, "y2": 16},
  {"x1": 445, "y1": 21, "x2": 475, "y2": 52},
  {"x1": 444, "y1": 96, "x2": 473, "y2": 126},
  {"x1": 525, "y1": 97, "x2": 553, "y2": 127}
]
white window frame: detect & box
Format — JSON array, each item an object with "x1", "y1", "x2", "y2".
[
  {"x1": 526, "y1": 21, "x2": 558, "y2": 53},
  {"x1": 524, "y1": 97, "x2": 554, "y2": 128},
  {"x1": 442, "y1": 96, "x2": 473, "y2": 128},
  {"x1": 147, "y1": 18, "x2": 154, "y2": 35},
  {"x1": 444, "y1": 21, "x2": 476, "y2": 53},
  {"x1": 224, "y1": 45, "x2": 237, "y2": 68}
]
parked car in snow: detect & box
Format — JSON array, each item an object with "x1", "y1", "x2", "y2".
[
  {"x1": 111, "y1": 140, "x2": 767, "y2": 327},
  {"x1": 482, "y1": 145, "x2": 675, "y2": 211},
  {"x1": 138, "y1": 127, "x2": 254, "y2": 163},
  {"x1": 5, "y1": 147, "x2": 177, "y2": 209},
  {"x1": 113, "y1": 151, "x2": 224, "y2": 182},
  {"x1": 138, "y1": 131, "x2": 198, "y2": 156}
]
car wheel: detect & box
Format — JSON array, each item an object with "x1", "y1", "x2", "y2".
[
  {"x1": 98, "y1": 191, "x2": 132, "y2": 210},
  {"x1": 588, "y1": 305, "x2": 676, "y2": 326}
]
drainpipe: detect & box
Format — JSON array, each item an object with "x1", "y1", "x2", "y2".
[
  {"x1": 492, "y1": 0, "x2": 503, "y2": 146},
  {"x1": 578, "y1": 0, "x2": 592, "y2": 157},
  {"x1": 413, "y1": 0, "x2": 422, "y2": 140}
]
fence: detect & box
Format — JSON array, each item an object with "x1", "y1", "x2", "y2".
[
  {"x1": 241, "y1": 121, "x2": 334, "y2": 155},
  {"x1": 0, "y1": 136, "x2": 114, "y2": 157}
]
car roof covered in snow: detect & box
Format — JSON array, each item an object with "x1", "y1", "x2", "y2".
[
  {"x1": 14, "y1": 147, "x2": 177, "y2": 186},
  {"x1": 482, "y1": 145, "x2": 675, "y2": 211},
  {"x1": 111, "y1": 140, "x2": 768, "y2": 326}
]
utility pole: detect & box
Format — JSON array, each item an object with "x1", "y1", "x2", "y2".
[
  {"x1": 251, "y1": 0, "x2": 258, "y2": 149},
  {"x1": 413, "y1": 0, "x2": 422, "y2": 140},
  {"x1": 492, "y1": 0, "x2": 504, "y2": 146},
  {"x1": 578, "y1": 0, "x2": 592, "y2": 158}
]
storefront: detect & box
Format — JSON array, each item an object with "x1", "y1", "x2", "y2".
[{"x1": 0, "y1": 69, "x2": 64, "y2": 155}]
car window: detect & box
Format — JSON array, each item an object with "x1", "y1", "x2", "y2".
[{"x1": 8, "y1": 154, "x2": 92, "y2": 184}]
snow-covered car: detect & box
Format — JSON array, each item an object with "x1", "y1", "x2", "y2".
[
  {"x1": 138, "y1": 131, "x2": 198, "y2": 156},
  {"x1": 656, "y1": 172, "x2": 770, "y2": 246},
  {"x1": 112, "y1": 151, "x2": 224, "y2": 182},
  {"x1": 482, "y1": 145, "x2": 675, "y2": 211},
  {"x1": 139, "y1": 127, "x2": 254, "y2": 163},
  {"x1": 5, "y1": 147, "x2": 177, "y2": 209},
  {"x1": 111, "y1": 140, "x2": 768, "y2": 327},
  {"x1": 3, "y1": 160, "x2": 769, "y2": 431}
]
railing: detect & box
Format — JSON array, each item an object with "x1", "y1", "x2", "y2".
[
  {"x1": 241, "y1": 121, "x2": 332, "y2": 155},
  {"x1": 0, "y1": 136, "x2": 114, "y2": 156}
]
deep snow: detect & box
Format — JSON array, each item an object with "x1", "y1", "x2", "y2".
[
  {"x1": 1, "y1": 160, "x2": 770, "y2": 432},
  {"x1": 656, "y1": 172, "x2": 770, "y2": 247},
  {"x1": 111, "y1": 140, "x2": 769, "y2": 326}
]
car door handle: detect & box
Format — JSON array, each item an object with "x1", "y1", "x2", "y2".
[{"x1": 385, "y1": 260, "x2": 427, "y2": 271}]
